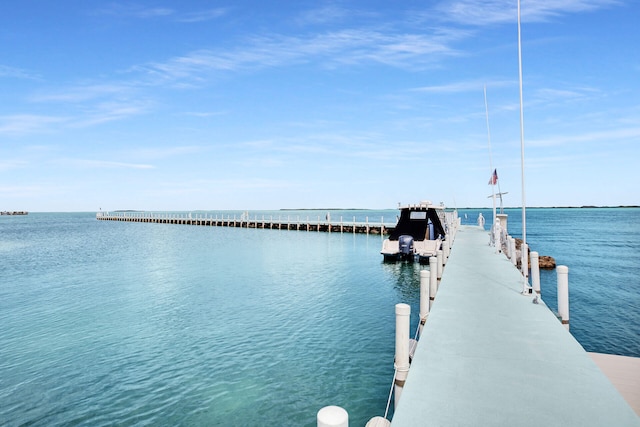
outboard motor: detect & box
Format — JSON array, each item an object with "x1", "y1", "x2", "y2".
[{"x1": 398, "y1": 235, "x2": 414, "y2": 261}]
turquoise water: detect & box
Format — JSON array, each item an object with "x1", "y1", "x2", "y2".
[{"x1": 1, "y1": 208, "x2": 638, "y2": 426}]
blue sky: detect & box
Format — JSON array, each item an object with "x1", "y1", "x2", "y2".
[{"x1": 1, "y1": 1, "x2": 638, "y2": 211}]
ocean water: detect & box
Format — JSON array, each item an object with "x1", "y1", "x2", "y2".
[{"x1": 1, "y1": 208, "x2": 638, "y2": 426}]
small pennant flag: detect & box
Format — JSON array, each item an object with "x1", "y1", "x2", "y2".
[{"x1": 488, "y1": 169, "x2": 498, "y2": 185}]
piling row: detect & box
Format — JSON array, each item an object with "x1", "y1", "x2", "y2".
[
  {"x1": 96, "y1": 212, "x2": 394, "y2": 235},
  {"x1": 316, "y1": 212, "x2": 463, "y2": 427}
]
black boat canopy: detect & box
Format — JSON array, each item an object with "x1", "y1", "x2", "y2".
[{"x1": 389, "y1": 207, "x2": 446, "y2": 241}]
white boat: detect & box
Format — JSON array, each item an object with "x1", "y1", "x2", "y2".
[{"x1": 381, "y1": 201, "x2": 446, "y2": 263}]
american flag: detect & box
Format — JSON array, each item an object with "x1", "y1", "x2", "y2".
[{"x1": 488, "y1": 169, "x2": 498, "y2": 185}]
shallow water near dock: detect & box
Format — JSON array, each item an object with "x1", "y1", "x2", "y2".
[{"x1": 1, "y1": 208, "x2": 638, "y2": 426}]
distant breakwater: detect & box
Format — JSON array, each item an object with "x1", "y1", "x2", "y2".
[{"x1": 96, "y1": 211, "x2": 394, "y2": 235}]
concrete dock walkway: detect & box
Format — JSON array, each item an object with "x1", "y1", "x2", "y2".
[{"x1": 391, "y1": 225, "x2": 639, "y2": 426}]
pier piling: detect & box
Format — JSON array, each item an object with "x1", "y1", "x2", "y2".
[
  {"x1": 557, "y1": 265, "x2": 570, "y2": 330},
  {"x1": 317, "y1": 406, "x2": 348, "y2": 427},
  {"x1": 419, "y1": 270, "x2": 430, "y2": 334},
  {"x1": 394, "y1": 303, "x2": 411, "y2": 408},
  {"x1": 429, "y1": 256, "x2": 438, "y2": 308},
  {"x1": 531, "y1": 251, "x2": 540, "y2": 295}
]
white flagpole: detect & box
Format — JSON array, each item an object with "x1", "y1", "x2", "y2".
[
  {"x1": 517, "y1": 0, "x2": 529, "y2": 292},
  {"x1": 484, "y1": 86, "x2": 497, "y2": 240}
]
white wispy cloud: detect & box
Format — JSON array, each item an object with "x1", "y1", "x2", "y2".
[
  {"x1": 0, "y1": 64, "x2": 39, "y2": 80},
  {"x1": 148, "y1": 178, "x2": 296, "y2": 198},
  {"x1": 93, "y1": 4, "x2": 174, "y2": 19},
  {"x1": 413, "y1": 79, "x2": 515, "y2": 93},
  {"x1": 435, "y1": 0, "x2": 620, "y2": 26},
  {"x1": 29, "y1": 84, "x2": 151, "y2": 129},
  {"x1": 295, "y1": 5, "x2": 350, "y2": 26},
  {"x1": 2, "y1": 102, "x2": 149, "y2": 134},
  {"x1": 0, "y1": 185, "x2": 52, "y2": 197},
  {"x1": 73, "y1": 101, "x2": 151, "y2": 127},
  {"x1": 532, "y1": 86, "x2": 601, "y2": 103},
  {"x1": 63, "y1": 159, "x2": 155, "y2": 169},
  {"x1": 0, "y1": 159, "x2": 28, "y2": 172},
  {"x1": 30, "y1": 83, "x2": 134, "y2": 103},
  {"x1": 180, "y1": 111, "x2": 228, "y2": 118},
  {"x1": 133, "y1": 29, "x2": 460, "y2": 86},
  {"x1": 127, "y1": 145, "x2": 207, "y2": 160},
  {"x1": 0, "y1": 114, "x2": 68, "y2": 135},
  {"x1": 178, "y1": 8, "x2": 227, "y2": 23},
  {"x1": 528, "y1": 127, "x2": 640, "y2": 147}
]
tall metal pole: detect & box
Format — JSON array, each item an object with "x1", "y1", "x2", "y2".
[
  {"x1": 484, "y1": 86, "x2": 497, "y2": 231},
  {"x1": 517, "y1": 0, "x2": 529, "y2": 292}
]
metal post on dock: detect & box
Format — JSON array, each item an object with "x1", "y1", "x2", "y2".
[
  {"x1": 394, "y1": 303, "x2": 411, "y2": 409},
  {"x1": 419, "y1": 270, "x2": 430, "y2": 334},
  {"x1": 557, "y1": 265, "x2": 569, "y2": 330},
  {"x1": 530, "y1": 251, "x2": 540, "y2": 296},
  {"x1": 317, "y1": 405, "x2": 348, "y2": 427},
  {"x1": 521, "y1": 242, "x2": 530, "y2": 294},
  {"x1": 429, "y1": 256, "x2": 438, "y2": 308}
]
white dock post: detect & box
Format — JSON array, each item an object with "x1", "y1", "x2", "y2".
[
  {"x1": 394, "y1": 303, "x2": 411, "y2": 409},
  {"x1": 365, "y1": 416, "x2": 390, "y2": 427},
  {"x1": 429, "y1": 256, "x2": 438, "y2": 308},
  {"x1": 557, "y1": 265, "x2": 569, "y2": 330},
  {"x1": 317, "y1": 405, "x2": 348, "y2": 427},
  {"x1": 419, "y1": 270, "x2": 430, "y2": 334},
  {"x1": 510, "y1": 237, "x2": 517, "y2": 266},
  {"x1": 531, "y1": 251, "x2": 541, "y2": 295},
  {"x1": 442, "y1": 236, "x2": 451, "y2": 264},
  {"x1": 436, "y1": 249, "x2": 443, "y2": 280},
  {"x1": 493, "y1": 218, "x2": 502, "y2": 253},
  {"x1": 504, "y1": 234, "x2": 511, "y2": 258},
  {"x1": 521, "y1": 242, "x2": 528, "y2": 277}
]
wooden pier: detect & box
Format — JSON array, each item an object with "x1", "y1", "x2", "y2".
[{"x1": 96, "y1": 212, "x2": 394, "y2": 235}]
